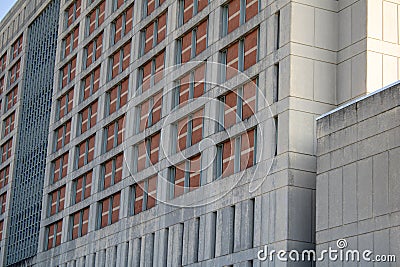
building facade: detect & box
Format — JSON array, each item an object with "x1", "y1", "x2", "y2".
[
  {"x1": 316, "y1": 82, "x2": 400, "y2": 266},
  {"x1": 0, "y1": 0, "x2": 61, "y2": 266},
  {"x1": 0, "y1": 0, "x2": 399, "y2": 266}
]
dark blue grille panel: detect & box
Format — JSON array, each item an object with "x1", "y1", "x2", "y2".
[{"x1": 5, "y1": 0, "x2": 60, "y2": 265}]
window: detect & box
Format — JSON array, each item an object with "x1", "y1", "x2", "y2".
[
  {"x1": 274, "y1": 116, "x2": 278, "y2": 156},
  {"x1": 75, "y1": 135, "x2": 95, "y2": 169},
  {"x1": 100, "y1": 153, "x2": 123, "y2": 190},
  {"x1": 111, "y1": 5, "x2": 134, "y2": 45},
  {"x1": 53, "y1": 120, "x2": 72, "y2": 152},
  {"x1": 11, "y1": 35, "x2": 23, "y2": 60},
  {"x1": 218, "y1": 78, "x2": 257, "y2": 129},
  {"x1": 273, "y1": 63, "x2": 279, "y2": 102},
  {"x1": 8, "y1": 60, "x2": 20, "y2": 85},
  {"x1": 216, "y1": 129, "x2": 256, "y2": 179},
  {"x1": 65, "y1": 0, "x2": 82, "y2": 29},
  {"x1": 0, "y1": 221, "x2": 3, "y2": 241},
  {"x1": 0, "y1": 166, "x2": 9, "y2": 189},
  {"x1": 130, "y1": 176, "x2": 157, "y2": 215},
  {"x1": 176, "y1": 108, "x2": 203, "y2": 152},
  {"x1": 140, "y1": 12, "x2": 167, "y2": 55},
  {"x1": 46, "y1": 221, "x2": 63, "y2": 250},
  {"x1": 221, "y1": 0, "x2": 259, "y2": 36},
  {"x1": 71, "y1": 171, "x2": 92, "y2": 205},
  {"x1": 69, "y1": 207, "x2": 89, "y2": 240},
  {"x1": 172, "y1": 63, "x2": 205, "y2": 108},
  {"x1": 56, "y1": 89, "x2": 74, "y2": 120},
  {"x1": 169, "y1": 154, "x2": 201, "y2": 198},
  {"x1": 62, "y1": 27, "x2": 79, "y2": 59},
  {"x1": 60, "y1": 56, "x2": 77, "y2": 89},
  {"x1": 178, "y1": 0, "x2": 208, "y2": 26},
  {"x1": 83, "y1": 32, "x2": 103, "y2": 69},
  {"x1": 47, "y1": 186, "x2": 66, "y2": 216},
  {"x1": 0, "y1": 54, "x2": 6, "y2": 72},
  {"x1": 138, "y1": 50, "x2": 165, "y2": 93},
  {"x1": 0, "y1": 76, "x2": 4, "y2": 95},
  {"x1": 143, "y1": 0, "x2": 165, "y2": 18},
  {"x1": 105, "y1": 78, "x2": 128, "y2": 116},
  {"x1": 221, "y1": 28, "x2": 258, "y2": 81},
  {"x1": 0, "y1": 193, "x2": 6, "y2": 214},
  {"x1": 112, "y1": 0, "x2": 127, "y2": 11},
  {"x1": 275, "y1": 11, "x2": 280, "y2": 50},
  {"x1": 80, "y1": 66, "x2": 100, "y2": 102},
  {"x1": 134, "y1": 131, "x2": 161, "y2": 172},
  {"x1": 3, "y1": 112, "x2": 15, "y2": 137},
  {"x1": 136, "y1": 92, "x2": 162, "y2": 133},
  {"x1": 5, "y1": 86, "x2": 18, "y2": 111},
  {"x1": 103, "y1": 117, "x2": 125, "y2": 152},
  {"x1": 176, "y1": 19, "x2": 208, "y2": 64},
  {"x1": 77, "y1": 100, "x2": 98, "y2": 135},
  {"x1": 86, "y1": 1, "x2": 105, "y2": 36},
  {"x1": 1, "y1": 138, "x2": 12, "y2": 163},
  {"x1": 51, "y1": 153, "x2": 69, "y2": 183},
  {"x1": 109, "y1": 42, "x2": 131, "y2": 80},
  {"x1": 97, "y1": 192, "x2": 121, "y2": 229}
]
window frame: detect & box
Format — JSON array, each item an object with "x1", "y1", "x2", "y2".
[{"x1": 129, "y1": 177, "x2": 157, "y2": 215}]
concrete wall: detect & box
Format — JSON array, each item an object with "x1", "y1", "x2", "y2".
[{"x1": 316, "y1": 83, "x2": 400, "y2": 266}]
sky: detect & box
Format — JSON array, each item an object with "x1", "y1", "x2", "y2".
[{"x1": 0, "y1": 0, "x2": 18, "y2": 22}]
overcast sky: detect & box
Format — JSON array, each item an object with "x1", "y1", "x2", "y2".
[{"x1": 0, "y1": 0, "x2": 18, "y2": 22}]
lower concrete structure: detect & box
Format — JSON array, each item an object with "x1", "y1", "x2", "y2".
[{"x1": 316, "y1": 82, "x2": 400, "y2": 266}]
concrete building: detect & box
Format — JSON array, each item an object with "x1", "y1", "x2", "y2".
[
  {"x1": 0, "y1": 0, "x2": 61, "y2": 265},
  {"x1": 316, "y1": 82, "x2": 400, "y2": 266},
  {"x1": 0, "y1": 0, "x2": 398, "y2": 266}
]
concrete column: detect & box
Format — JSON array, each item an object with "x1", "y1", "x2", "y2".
[
  {"x1": 200, "y1": 211, "x2": 216, "y2": 260},
  {"x1": 143, "y1": 233, "x2": 155, "y2": 267},
  {"x1": 95, "y1": 249, "x2": 106, "y2": 267},
  {"x1": 167, "y1": 223, "x2": 183, "y2": 267},
  {"x1": 86, "y1": 253, "x2": 95, "y2": 267},
  {"x1": 153, "y1": 228, "x2": 168, "y2": 266},
  {"x1": 116, "y1": 241, "x2": 128, "y2": 267}
]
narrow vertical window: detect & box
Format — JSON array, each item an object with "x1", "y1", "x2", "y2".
[
  {"x1": 273, "y1": 63, "x2": 279, "y2": 103},
  {"x1": 274, "y1": 116, "x2": 278, "y2": 156},
  {"x1": 275, "y1": 11, "x2": 280, "y2": 50}
]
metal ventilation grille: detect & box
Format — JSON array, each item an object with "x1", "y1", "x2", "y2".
[{"x1": 5, "y1": 0, "x2": 60, "y2": 265}]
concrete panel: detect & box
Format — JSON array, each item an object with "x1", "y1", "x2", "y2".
[
  {"x1": 351, "y1": 0, "x2": 367, "y2": 43},
  {"x1": 343, "y1": 163, "x2": 357, "y2": 224},
  {"x1": 372, "y1": 152, "x2": 389, "y2": 216},
  {"x1": 328, "y1": 168, "x2": 343, "y2": 228},
  {"x1": 358, "y1": 233, "x2": 374, "y2": 267},
  {"x1": 291, "y1": 3, "x2": 315, "y2": 46},
  {"x1": 366, "y1": 51, "x2": 383, "y2": 93},
  {"x1": 382, "y1": 55, "x2": 398, "y2": 86},
  {"x1": 289, "y1": 110, "x2": 315, "y2": 155},
  {"x1": 367, "y1": 0, "x2": 383, "y2": 40},
  {"x1": 288, "y1": 187, "x2": 313, "y2": 243},
  {"x1": 351, "y1": 52, "x2": 367, "y2": 98},
  {"x1": 314, "y1": 61, "x2": 336, "y2": 105},
  {"x1": 357, "y1": 158, "x2": 373, "y2": 221},
  {"x1": 275, "y1": 187, "x2": 289, "y2": 242},
  {"x1": 383, "y1": 1, "x2": 398, "y2": 43},
  {"x1": 389, "y1": 147, "x2": 400, "y2": 213},
  {"x1": 337, "y1": 59, "x2": 351, "y2": 104},
  {"x1": 290, "y1": 56, "x2": 314, "y2": 100},
  {"x1": 315, "y1": 9, "x2": 338, "y2": 51},
  {"x1": 339, "y1": 6, "x2": 351, "y2": 50}
]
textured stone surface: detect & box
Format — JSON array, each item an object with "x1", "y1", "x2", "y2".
[{"x1": 316, "y1": 83, "x2": 400, "y2": 266}]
